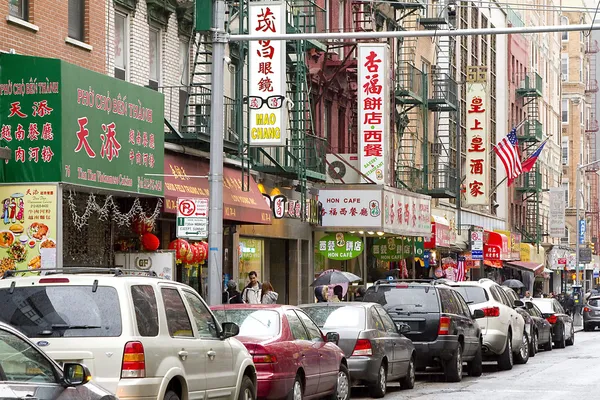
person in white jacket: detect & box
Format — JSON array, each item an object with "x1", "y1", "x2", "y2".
[
  {"x1": 261, "y1": 282, "x2": 279, "y2": 304},
  {"x1": 242, "y1": 271, "x2": 262, "y2": 304}
]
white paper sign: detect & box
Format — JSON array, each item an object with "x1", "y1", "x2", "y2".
[
  {"x1": 464, "y1": 82, "x2": 489, "y2": 205},
  {"x1": 549, "y1": 187, "x2": 566, "y2": 238},
  {"x1": 114, "y1": 251, "x2": 175, "y2": 280},
  {"x1": 319, "y1": 190, "x2": 382, "y2": 228},
  {"x1": 382, "y1": 189, "x2": 431, "y2": 236}
]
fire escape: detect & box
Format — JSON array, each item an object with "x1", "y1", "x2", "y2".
[
  {"x1": 585, "y1": 39, "x2": 599, "y2": 251},
  {"x1": 515, "y1": 72, "x2": 543, "y2": 245}
]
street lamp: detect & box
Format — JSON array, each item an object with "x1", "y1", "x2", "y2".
[{"x1": 575, "y1": 159, "x2": 600, "y2": 295}]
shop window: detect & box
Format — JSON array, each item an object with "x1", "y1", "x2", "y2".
[
  {"x1": 68, "y1": 0, "x2": 85, "y2": 42},
  {"x1": 149, "y1": 27, "x2": 161, "y2": 90},
  {"x1": 114, "y1": 12, "x2": 129, "y2": 81},
  {"x1": 8, "y1": 0, "x2": 28, "y2": 21},
  {"x1": 238, "y1": 238, "x2": 264, "y2": 290}
]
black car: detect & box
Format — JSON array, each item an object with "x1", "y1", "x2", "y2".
[
  {"x1": 501, "y1": 287, "x2": 538, "y2": 356},
  {"x1": 362, "y1": 280, "x2": 484, "y2": 382},
  {"x1": 523, "y1": 300, "x2": 553, "y2": 351},
  {"x1": 530, "y1": 298, "x2": 575, "y2": 348}
]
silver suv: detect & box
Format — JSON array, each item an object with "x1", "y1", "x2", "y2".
[{"x1": 0, "y1": 269, "x2": 257, "y2": 400}]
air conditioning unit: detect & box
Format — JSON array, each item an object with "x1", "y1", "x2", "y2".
[{"x1": 326, "y1": 154, "x2": 361, "y2": 184}]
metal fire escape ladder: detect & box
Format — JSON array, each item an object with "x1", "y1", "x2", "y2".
[
  {"x1": 516, "y1": 72, "x2": 543, "y2": 245},
  {"x1": 585, "y1": 39, "x2": 600, "y2": 247}
]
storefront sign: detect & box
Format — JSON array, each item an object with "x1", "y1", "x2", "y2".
[
  {"x1": 114, "y1": 251, "x2": 174, "y2": 280},
  {"x1": 549, "y1": 187, "x2": 566, "y2": 238},
  {"x1": 415, "y1": 236, "x2": 424, "y2": 259},
  {"x1": 424, "y1": 216, "x2": 450, "y2": 249},
  {"x1": 470, "y1": 226, "x2": 484, "y2": 260},
  {"x1": 319, "y1": 189, "x2": 382, "y2": 228},
  {"x1": 494, "y1": 230, "x2": 514, "y2": 260},
  {"x1": 248, "y1": 2, "x2": 287, "y2": 146},
  {"x1": 0, "y1": 54, "x2": 164, "y2": 196},
  {"x1": 176, "y1": 198, "x2": 208, "y2": 240},
  {"x1": 357, "y1": 44, "x2": 389, "y2": 184},
  {"x1": 373, "y1": 237, "x2": 403, "y2": 261},
  {"x1": 272, "y1": 195, "x2": 286, "y2": 219},
  {"x1": 464, "y1": 73, "x2": 489, "y2": 206},
  {"x1": 484, "y1": 245, "x2": 501, "y2": 260},
  {"x1": 402, "y1": 237, "x2": 414, "y2": 257},
  {"x1": 0, "y1": 185, "x2": 57, "y2": 276},
  {"x1": 383, "y1": 189, "x2": 431, "y2": 236},
  {"x1": 317, "y1": 233, "x2": 364, "y2": 261}
]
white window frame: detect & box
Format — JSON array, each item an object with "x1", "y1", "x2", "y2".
[
  {"x1": 114, "y1": 11, "x2": 129, "y2": 82},
  {"x1": 562, "y1": 137, "x2": 569, "y2": 165},
  {"x1": 149, "y1": 26, "x2": 162, "y2": 88},
  {"x1": 561, "y1": 16, "x2": 569, "y2": 41},
  {"x1": 179, "y1": 40, "x2": 190, "y2": 86},
  {"x1": 561, "y1": 54, "x2": 568, "y2": 81},
  {"x1": 562, "y1": 99, "x2": 569, "y2": 124},
  {"x1": 561, "y1": 227, "x2": 569, "y2": 244}
]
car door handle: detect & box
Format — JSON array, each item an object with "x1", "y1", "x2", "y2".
[
  {"x1": 178, "y1": 350, "x2": 188, "y2": 360},
  {"x1": 207, "y1": 350, "x2": 217, "y2": 359}
]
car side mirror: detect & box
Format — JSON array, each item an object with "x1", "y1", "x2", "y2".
[
  {"x1": 62, "y1": 363, "x2": 91, "y2": 387},
  {"x1": 472, "y1": 309, "x2": 485, "y2": 319},
  {"x1": 513, "y1": 300, "x2": 524, "y2": 308},
  {"x1": 396, "y1": 323, "x2": 411, "y2": 334},
  {"x1": 221, "y1": 322, "x2": 239, "y2": 339},
  {"x1": 326, "y1": 332, "x2": 340, "y2": 344}
]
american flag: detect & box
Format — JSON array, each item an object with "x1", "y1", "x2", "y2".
[
  {"x1": 493, "y1": 128, "x2": 523, "y2": 186},
  {"x1": 455, "y1": 256, "x2": 466, "y2": 282}
]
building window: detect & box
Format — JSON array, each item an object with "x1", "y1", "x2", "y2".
[
  {"x1": 114, "y1": 12, "x2": 128, "y2": 81},
  {"x1": 68, "y1": 0, "x2": 85, "y2": 42},
  {"x1": 561, "y1": 16, "x2": 569, "y2": 41},
  {"x1": 149, "y1": 27, "x2": 161, "y2": 90},
  {"x1": 562, "y1": 99, "x2": 568, "y2": 123},
  {"x1": 563, "y1": 181, "x2": 569, "y2": 206},
  {"x1": 562, "y1": 137, "x2": 569, "y2": 165},
  {"x1": 561, "y1": 54, "x2": 568, "y2": 81},
  {"x1": 580, "y1": 58, "x2": 583, "y2": 82},
  {"x1": 561, "y1": 227, "x2": 569, "y2": 244},
  {"x1": 8, "y1": 0, "x2": 28, "y2": 20},
  {"x1": 325, "y1": 101, "x2": 332, "y2": 150}
]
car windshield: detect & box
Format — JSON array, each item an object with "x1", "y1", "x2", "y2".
[
  {"x1": 0, "y1": 286, "x2": 122, "y2": 338},
  {"x1": 301, "y1": 305, "x2": 365, "y2": 329},
  {"x1": 213, "y1": 309, "x2": 280, "y2": 339},
  {"x1": 531, "y1": 300, "x2": 554, "y2": 313},
  {"x1": 362, "y1": 286, "x2": 439, "y2": 313},
  {"x1": 451, "y1": 286, "x2": 488, "y2": 304},
  {"x1": 0, "y1": 328, "x2": 57, "y2": 383}
]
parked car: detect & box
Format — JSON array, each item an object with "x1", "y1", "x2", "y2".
[
  {"x1": 299, "y1": 302, "x2": 415, "y2": 398},
  {"x1": 0, "y1": 321, "x2": 117, "y2": 400},
  {"x1": 0, "y1": 269, "x2": 257, "y2": 400},
  {"x1": 442, "y1": 279, "x2": 528, "y2": 370},
  {"x1": 362, "y1": 280, "x2": 484, "y2": 382},
  {"x1": 501, "y1": 286, "x2": 537, "y2": 356},
  {"x1": 211, "y1": 304, "x2": 350, "y2": 400},
  {"x1": 523, "y1": 300, "x2": 553, "y2": 351},
  {"x1": 530, "y1": 298, "x2": 575, "y2": 348},
  {"x1": 583, "y1": 296, "x2": 600, "y2": 331}
]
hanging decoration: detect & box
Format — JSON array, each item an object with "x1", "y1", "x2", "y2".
[
  {"x1": 141, "y1": 233, "x2": 160, "y2": 251},
  {"x1": 195, "y1": 241, "x2": 208, "y2": 264},
  {"x1": 66, "y1": 191, "x2": 162, "y2": 231},
  {"x1": 169, "y1": 239, "x2": 191, "y2": 264},
  {"x1": 132, "y1": 216, "x2": 155, "y2": 236}
]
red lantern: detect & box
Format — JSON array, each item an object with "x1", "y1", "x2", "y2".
[
  {"x1": 198, "y1": 241, "x2": 208, "y2": 264},
  {"x1": 132, "y1": 217, "x2": 153, "y2": 236},
  {"x1": 168, "y1": 239, "x2": 191, "y2": 263},
  {"x1": 141, "y1": 233, "x2": 160, "y2": 251}
]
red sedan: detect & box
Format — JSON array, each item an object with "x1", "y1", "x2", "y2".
[{"x1": 211, "y1": 304, "x2": 350, "y2": 400}]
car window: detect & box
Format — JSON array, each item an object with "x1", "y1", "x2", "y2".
[
  {"x1": 161, "y1": 288, "x2": 193, "y2": 338},
  {"x1": 131, "y1": 285, "x2": 159, "y2": 337},
  {"x1": 369, "y1": 307, "x2": 385, "y2": 332},
  {"x1": 531, "y1": 300, "x2": 553, "y2": 314},
  {"x1": 452, "y1": 290, "x2": 472, "y2": 318},
  {"x1": 286, "y1": 311, "x2": 309, "y2": 340},
  {"x1": 450, "y1": 286, "x2": 488, "y2": 304},
  {"x1": 182, "y1": 291, "x2": 219, "y2": 338},
  {"x1": 213, "y1": 309, "x2": 280, "y2": 339},
  {"x1": 504, "y1": 289, "x2": 518, "y2": 303},
  {"x1": 363, "y1": 285, "x2": 440, "y2": 312},
  {"x1": 0, "y1": 328, "x2": 57, "y2": 383},
  {"x1": 589, "y1": 298, "x2": 600, "y2": 307},
  {"x1": 301, "y1": 305, "x2": 365, "y2": 329},
  {"x1": 529, "y1": 304, "x2": 542, "y2": 318},
  {"x1": 375, "y1": 306, "x2": 398, "y2": 334},
  {"x1": 0, "y1": 286, "x2": 122, "y2": 338},
  {"x1": 495, "y1": 286, "x2": 513, "y2": 307},
  {"x1": 488, "y1": 286, "x2": 502, "y2": 302},
  {"x1": 439, "y1": 288, "x2": 460, "y2": 315},
  {"x1": 553, "y1": 300, "x2": 565, "y2": 314},
  {"x1": 295, "y1": 310, "x2": 324, "y2": 342}
]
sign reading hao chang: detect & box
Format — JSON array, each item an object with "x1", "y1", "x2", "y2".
[
  {"x1": 358, "y1": 44, "x2": 389, "y2": 184},
  {"x1": 248, "y1": 2, "x2": 288, "y2": 146},
  {"x1": 0, "y1": 54, "x2": 164, "y2": 195}
]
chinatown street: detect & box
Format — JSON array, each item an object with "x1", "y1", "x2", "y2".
[{"x1": 352, "y1": 330, "x2": 599, "y2": 400}]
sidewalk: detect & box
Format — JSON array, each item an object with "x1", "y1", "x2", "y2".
[{"x1": 574, "y1": 313, "x2": 584, "y2": 332}]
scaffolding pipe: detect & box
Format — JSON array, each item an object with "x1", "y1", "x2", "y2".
[{"x1": 229, "y1": 23, "x2": 600, "y2": 41}]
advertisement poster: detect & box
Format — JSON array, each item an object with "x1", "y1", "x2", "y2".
[{"x1": 0, "y1": 185, "x2": 57, "y2": 277}]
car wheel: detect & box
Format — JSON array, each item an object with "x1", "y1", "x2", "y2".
[
  {"x1": 467, "y1": 342, "x2": 483, "y2": 377},
  {"x1": 555, "y1": 326, "x2": 566, "y2": 349},
  {"x1": 164, "y1": 391, "x2": 180, "y2": 400},
  {"x1": 287, "y1": 374, "x2": 303, "y2": 400},
  {"x1": 238, "y1": 376, "x2": 256, "y2": 400},
  {"x1": 543, "y1": 332, "x2": 553, "y2": 351},
  {"x1": 327, "y1": 364, "x2": 350, "y2": 400},
  {"x1": 497, "y1": 333, "x2": 513, "y2": 371},
  {"x1": 400, "y1": 357, "x2": 415, "y2": 390},
  {"x1": 444, "y1": 342, "x2": 463, "y2": 382},
  {"x1": 369, "y1": 362, "x2": 387, "y2": 398},
  {"x1": 514, "y1": 332, "x2": 529, "y2": 364},
  {"x1": 566, "y1": 326, "x2": 575, "y2": 346},
  {"x1": 529, "y1": 331, "x2": 537, "y2": 357},
  {"x1": 584, "y1": 323, "x2": 592, "y2": 332}
]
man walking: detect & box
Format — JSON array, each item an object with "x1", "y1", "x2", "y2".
[{"x1": 242, "y1": 271, "x2": 262, "y2": 304}]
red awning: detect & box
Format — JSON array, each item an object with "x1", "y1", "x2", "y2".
[
  {"x1": 505, "y1": 261, "x2": 544, "y2": 276},
  {"x1": 424, "y1": 216, "x2": 451, "y2": 249},
  {"x1": 163, "y1": 153, "x2": 272, "y2": 225},
  {"x1": 484, "y1": 260, "x2": 503, "y2": 268},
  {"x1": 484, "y1": 230, "x2": 509, "y2": 260}
]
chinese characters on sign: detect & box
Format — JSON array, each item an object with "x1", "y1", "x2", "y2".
[
  {"x1": 464, "y1": 67, "x2": 489, "y2": 206},
  {"x1": 317, "y1": 233, "x2": 364, "y2": 261},
  {"x1": 319, "y1": 189, "x2": 382, "y2": 228},
  {"x1": 248, "y1": 2, "x2": 288, "y2": 146},
  {"x1": 382, "y1": 189, "x2": 431, "y2": 237},
  {"x1": 549, "y1": 187, "x2": 566, "y2": 238},
  {"x1": 358, "y1": 44, "x2": 389, "y2": 183}
]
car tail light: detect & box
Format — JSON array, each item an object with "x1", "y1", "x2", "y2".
[
  {"x1": 584, "y1": 307, "x2": 591, "y2": 312},
  {"x1": 38, "y1": 278, "x2": 70, "y2": 284},
  {"x1": 546, "y1": 315, "x2": 558, "y2": 324},
  {"x1": 122, "y1": 341, "x2": 146, "y2": 378},
  {"x1": 352, "y1": 339, "x2": 373, "y2": 356},
  {"x1": 438, "y1": 316, "x2": 451, "y2": 335},
  {"x1": 252, "y1": 354, "x2": 278, "y2": 363},
  {"x1": 481, "y1": 307, "x2": 500, "y2": 317}
]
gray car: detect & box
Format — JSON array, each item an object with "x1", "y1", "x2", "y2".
[
  {"x1": 300, "y1": 302, "x2": 416, "y2": 398},
  {"x1": 583, "y1": 296, "x2": 600, "y2": 331},
  {"x1": 0, "y1": 322, "x2": 117, "y2": 400}
]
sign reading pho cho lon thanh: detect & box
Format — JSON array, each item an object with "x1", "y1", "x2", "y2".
[
  {"x1": 0, "y1": 54, "x2": 164, "y2": 196},
  {"x1": 318, "y1": 233, "x2": 363, "y2": 261}
]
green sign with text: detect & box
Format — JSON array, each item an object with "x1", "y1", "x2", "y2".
[
  {"x1": 0, "y1": 54, "x2": 164, "y2": 196},
  {"x1": 317, "y1": 233, "x2": 364, "y2": 261}
]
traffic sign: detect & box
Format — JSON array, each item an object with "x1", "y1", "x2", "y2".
[
  {"x1": 579, "y1": 219, "x2": 586, "y2": 244},
  {"x1": 177, "y1": 198, "x2": 209, "y2": 240}
]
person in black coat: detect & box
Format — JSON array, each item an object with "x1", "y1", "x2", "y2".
[{"x1": 223, "y1": 280, "x2": 244, "y2": 304}]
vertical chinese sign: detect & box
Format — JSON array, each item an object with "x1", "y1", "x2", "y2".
[
  {"x1": 248, "y1": 2, "x2": 287, "y2": 146},
  {"x1": 464, "y1": 67, "x2": 489, "y2": 206},
  {"x1": 358, "y1": 44, "x2": 389, "y2": 184},
  {"x1": 549, "y1": 187, "x2": 566, "y2": 238}
]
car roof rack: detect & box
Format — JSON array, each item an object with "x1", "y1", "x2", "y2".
[
  {"x1": 1, "y1": 267, "x2": 159, "y2": 279},
  {"x1": 374, "y1": 278, "x2": 437, "y2": 285}
]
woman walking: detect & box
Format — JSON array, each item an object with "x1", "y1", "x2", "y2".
[{"x1": 261, "y1": 282, "x2": 279, "y2": 304}]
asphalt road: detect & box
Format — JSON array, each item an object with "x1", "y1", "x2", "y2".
[{"x1": 351, "y1": 330, "x2": 600, "y2": 400}]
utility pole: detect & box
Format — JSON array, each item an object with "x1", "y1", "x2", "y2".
[{"x1": 207, "y1": 0, "x2": 227, "y2": 306}]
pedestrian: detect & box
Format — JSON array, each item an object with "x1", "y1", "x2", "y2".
[
  {"x1": 261, "y1": 281, "x2": 279, "y2": 304},
  {"x1": 353, "y1": 286, "x2": 366, "y2": 301},
  {"x1": 241, "y1": 271, "x2": 262, "y2": 304},
  {"x1": 524, "y1": 290, "x2": 532, "y2": 300},
  {"x1": 331, "y1": 285, "x2": 343, "y2": 302},
  {"x1": 222, "y1": 280, "x2": 244, "y2": 304},
  {"x1": 314, "y1": 285, "x2": 329, "y2": 302}
]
